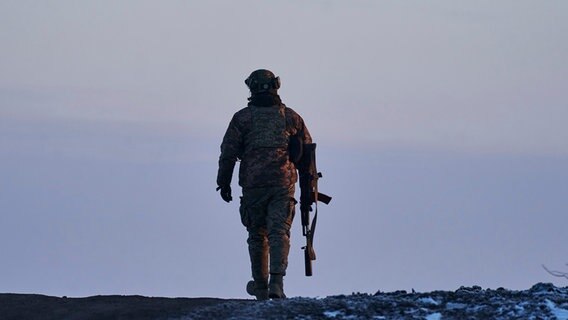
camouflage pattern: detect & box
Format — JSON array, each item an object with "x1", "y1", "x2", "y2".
[
  {"x1": 248, "y1": 105, "x2": 287, "y2": 150},
  {"x1": 240, "y1": 186, "x2": 296, "y2": 279},
  {"x1": 217, "y1": 104, "x2": 312, "y2": 188}
]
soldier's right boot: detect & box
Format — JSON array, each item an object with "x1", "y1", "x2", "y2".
[
  {"x1": 268, "y1": 274, "x2": 286, "y2": 299},
  {"x1": 246, "y1": 279, "x2": 269, "y2": 300}
]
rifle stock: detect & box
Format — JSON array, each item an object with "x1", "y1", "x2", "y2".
[
  {"x1": 304, "y1": 249, "x2": 312, "y2": 276},
  {"x1": 304, "y1": 243, "x2": 315, "y2": 276}
]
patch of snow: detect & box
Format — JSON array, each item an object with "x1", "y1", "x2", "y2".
[
  {"x1": 514, "y1": 303, "x2": 525, "y2": 314},
  {"x1": 467, "y1": 305, "x2": 485, "y2": 312},
  {"x1": 418, "y1": 297, "x2": 439, "y2": 305},
  {"x1": 323, "y1": 310, "x2": 344, "y2": 318},
  {"x1": 546, "y1": 299, "x2": 568, "y2": 320},
  {"x1": 425, "y1": 312, "x2": 442, "y2": 320},
  {"x1": 446, "y1": 302, "x2": 467, "y2": 310}
]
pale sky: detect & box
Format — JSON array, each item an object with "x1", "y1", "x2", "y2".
[{"x1": 1, "y1": 1, "x2": 567, "y2": 298}]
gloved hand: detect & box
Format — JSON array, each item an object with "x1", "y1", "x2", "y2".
[{"x1": 216, "y1": 185, "x2": 232, "y2": 203}]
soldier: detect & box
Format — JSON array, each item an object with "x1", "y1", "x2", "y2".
[{"x1": 216, "y1": 69, "x2": 312, "y2": 300}]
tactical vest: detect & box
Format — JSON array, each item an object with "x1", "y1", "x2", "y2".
[{"x1": 247, "y1": 105, "x2": 289, "y2": 151}]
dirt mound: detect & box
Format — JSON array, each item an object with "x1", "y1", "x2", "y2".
[
  {"x1": 2, "y1": 283, "x2": 568, "y2": 320},
  {"x1": 0, "y1": 294, "x2": 238, "y2": 320}
]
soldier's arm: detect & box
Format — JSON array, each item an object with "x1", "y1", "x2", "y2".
[
  {"x1": 299, "y1": 117, "x2": 312, "y2": 145},
  {"x1": 217, "y1": 114, "x2": 243, "y2": 187},
  {"x1": 285, "y1": 106, "x2": 313, "y2": 145},
  {"x1": 295, "y1": 113, "x2": 313, "y2": 174}
]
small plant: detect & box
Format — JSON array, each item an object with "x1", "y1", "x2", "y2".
[{"x1": 542, "y1": 264, "x2": 568, "y2": 280}]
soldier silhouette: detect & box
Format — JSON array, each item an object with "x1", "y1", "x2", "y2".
[{"x1": 217, "y1": 69, "x2": 312, "y2": 300}]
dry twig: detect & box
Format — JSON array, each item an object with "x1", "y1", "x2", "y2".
[{"x1": 542, "y1": 264, "x2": 568, "y2": 280}]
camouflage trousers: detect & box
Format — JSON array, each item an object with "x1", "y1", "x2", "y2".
[{"x1": 240, "y1": 185, "x2": 296, "y2": 282}]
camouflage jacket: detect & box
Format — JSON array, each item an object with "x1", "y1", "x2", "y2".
[{"x1": 217, "y1": 104, "x2": 312, "y2": 189}]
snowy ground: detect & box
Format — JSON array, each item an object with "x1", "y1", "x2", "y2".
[
  {"x1": 1, "y1": 283, "x2": 567, "y2": 319},
  {"x1": 180, "y1": 283, "x2": 568, "y2": 320}
]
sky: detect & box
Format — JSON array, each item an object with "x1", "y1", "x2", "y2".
[{"x1": 1, "y1": 1, "x2": 567, "y2": 298}]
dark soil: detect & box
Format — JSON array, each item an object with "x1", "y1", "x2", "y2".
[
  {"x1": 2, "y1": 283, "x2": 567, "y2": 320},
  {"x1": 0, "y1": 294, "x2": 242, "y2": 320}
]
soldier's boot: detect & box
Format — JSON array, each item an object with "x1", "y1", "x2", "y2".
[
  {"x1": 268, "y1": 274, "x2": 286, "y2": 299},
  {"x1": 267, "y1": 232, "x2": 289, "y2": 299},
  {"x1": 247, "y1": 233, "x2": 269, "y2": 300},
  {"x1": 246, "y1": 279, "x2": 269, "y2": 300}
]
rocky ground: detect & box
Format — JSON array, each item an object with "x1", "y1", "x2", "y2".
[{"x1": 2, "y1": 283, "x2": 567, "y2": 319}]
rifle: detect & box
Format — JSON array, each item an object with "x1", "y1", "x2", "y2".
[{"x1": 298, "y1": 143, "x2": 332, "y2": 277}]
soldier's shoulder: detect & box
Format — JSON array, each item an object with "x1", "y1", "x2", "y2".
[
  {"x1": 284, "y1": 105, "x2": 304, "y2": 122},
  {"x1": 228, "y1": 106, "x2": 252, "y2": 130},
  {"x1": 231, "y1": 106, "x2": 252, "y2": 120}
]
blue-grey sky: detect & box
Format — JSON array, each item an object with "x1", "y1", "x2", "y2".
[{"x1": 1, "y1": 1, "x2": 567, "y2": 298}]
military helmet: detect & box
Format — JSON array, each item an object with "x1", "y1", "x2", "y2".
[{"x1": 245, "y1": 69, "x2": 281, "y2": 93}]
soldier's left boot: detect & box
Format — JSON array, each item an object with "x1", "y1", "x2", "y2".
[
  {"x1": 268, "y1": 274, "x2": 286, "y2": 299},
  {"x1": 246, "y1": 279, "x2": 269, "y2": 300},
  {"x1": 247, "y1": 232, "x2": 269, "y2": 300}
]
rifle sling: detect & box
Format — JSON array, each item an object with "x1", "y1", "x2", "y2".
[{"x1": 308, "y1": 190, "x2": 319, "y2": 253}]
